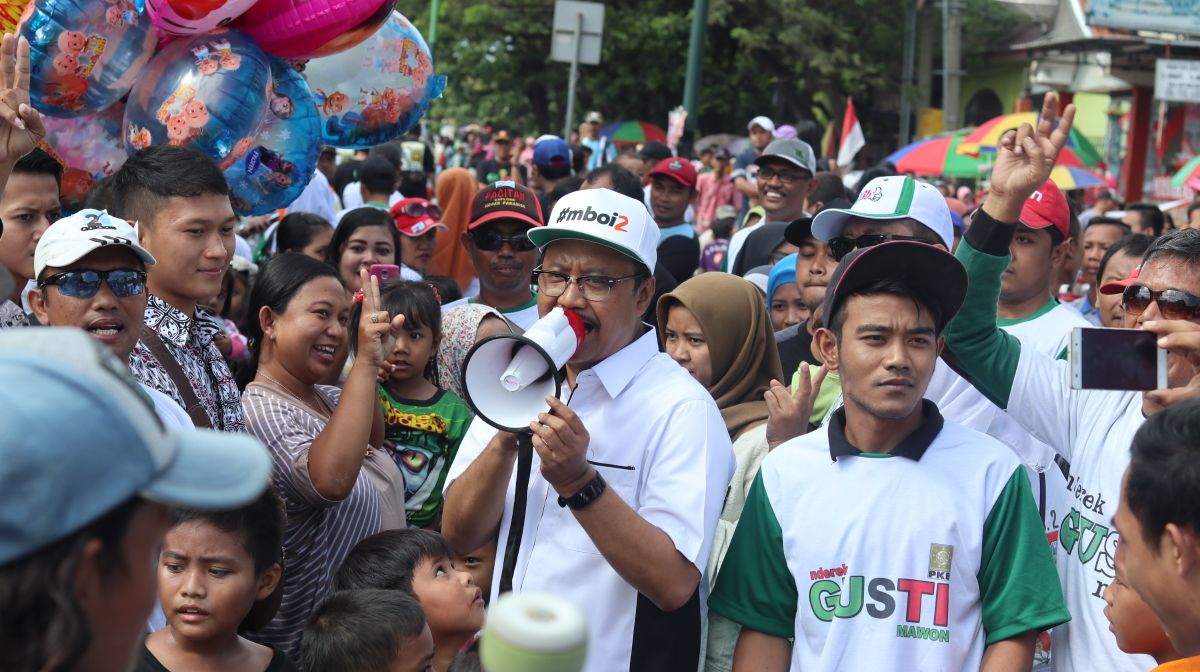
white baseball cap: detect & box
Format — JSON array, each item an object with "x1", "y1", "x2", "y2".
[
  {"x1": 529, "y1": 188, "x2": 658, "y2": 271},
  {"x1": 35, "y1": 209, "x2": 156, "y2": 280},
  {"x1": 811, "y1": 176, "x2": 954, "y2": 249},
  {"x1": 747, "y1": 116, "x2": 776, "y2": 133}
]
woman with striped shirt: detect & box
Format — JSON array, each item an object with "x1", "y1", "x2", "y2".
[{"x1": 240, "y1": 254, "x2": 407, "y2": 657}]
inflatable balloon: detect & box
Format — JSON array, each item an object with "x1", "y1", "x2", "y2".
[
  {"x1": 147, "y1": 0, "x2": 259, "y2": 35},
  {"x1": 224, "y1": 57, "x2": 319, "y2": 216},
  {"x1": 123, "y1": 30, "x2": 270, "y2": 168},
  {"x1": 303, "y1": 11, "x2": 446, "y2": 149},
  {"x1": 233, "y1": 0, "x2": 392, "y2": 60},
  {"x1": 42, "y1": 102, "x2": 128, "y2": 210},
  {"x1": 21, "y1": 0, "x2": 157, "y2": 117}
]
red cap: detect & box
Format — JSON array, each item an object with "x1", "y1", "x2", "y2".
[
  {"x1": 1019, "y1": 180, "x2": 1070, "y2": 240},
  {"x1": 1100, "y1": 266, "x2": 1140, "y2": 295},
  {"x1": 390, "y1": 198, "x2": 448, "y2": 237},
  {"x1": 648, "y1": 157, "x2": 697, "y2": 189}
]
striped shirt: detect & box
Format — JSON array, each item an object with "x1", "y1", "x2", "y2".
[{"x1": 242, "y1": 383, "x2": 407, "y2": 658}]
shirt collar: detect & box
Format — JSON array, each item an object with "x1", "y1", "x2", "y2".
[
  {"x1": 145, "y1": 294, "x2": 218, "y2": 347},
  {"x1": 827, "y1": 399, "x2": 944, "y2": 462},
  {"x1": 586, "y1": 326, "x2": 660, "y2": 399}
]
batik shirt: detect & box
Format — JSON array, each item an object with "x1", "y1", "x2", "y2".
[
  {"x1": 129, "y1": 294, "x2": 245, "y2": 432},
  {"x1": 0, "y1": 299, "x2": 28, "y2": 328}
]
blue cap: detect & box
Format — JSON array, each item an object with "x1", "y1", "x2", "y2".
[
  {"x1": 767, "y1": 253, "x2": 798, "y2": 303},
  {"x1": 0, "y1": 329, "x2": 272, "y2": 565},
  {"x1": 533, "y1": 137, "x2": 572, "y2": 170}
]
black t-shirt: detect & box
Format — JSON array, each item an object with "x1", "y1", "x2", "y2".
[
  {"x1": 476, "y1": 159, "x2": 527, "y2": 185},
  {"x1": 657, "y1": 235, "x2": 701, "y2": 284},
  {"x1": 136, "y1": 644, "x2": 301, "y2": 672}
]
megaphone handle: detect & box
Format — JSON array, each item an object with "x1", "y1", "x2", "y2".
[{"x1": 497, "y1": 431, "x2": 534, "y2": 595}]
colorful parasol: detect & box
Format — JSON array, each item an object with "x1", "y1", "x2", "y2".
[
  {"x1": 601, "y1": 120, "x2": 668, "y2": 146},
  {"x1": 1049, "y1": 165, "x2": 1105, "y2": 191},
  {"x1": 956, "y1": 112, "x2": 1104, "y2": 168},
  {"x1": 1170, "y1": 155, "x2": 1200, "y2": 188},
  {"x1": 887, "y1": 133, "x2": 1088, "y2": 178}
]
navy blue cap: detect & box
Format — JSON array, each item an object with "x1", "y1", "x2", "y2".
[{"x1": 533, "y1": 137, "x2": 572, "y2": 169}]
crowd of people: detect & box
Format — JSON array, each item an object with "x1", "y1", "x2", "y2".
[{"x1": 5, "y1": 28, "x2": 1200, "y2": 672}]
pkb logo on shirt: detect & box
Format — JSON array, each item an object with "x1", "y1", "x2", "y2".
[
  {"x1": 555, "y1": 205, "x2": 630, "y2": 232},
  {"x1": 807, "y1": 546, "x2": 955, "y2": 644}
]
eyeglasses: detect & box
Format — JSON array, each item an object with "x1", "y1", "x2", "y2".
[
  {"x1": 394, "y1": 202, "x2": 442, "y2": 221},
  {"x1": 828, "y1": 234, "x2": 931, "y2": 261},
  {"x1": 38, "y1": 268, "x2": 147, "y2": 298},
  {"x1": 533, "y1": 268, "x2": 644, "y2": 302},
  {"x1": 757, "y1": 166, "x2": 811, "y2": 185},
  {"x1": 469, "y1": 229, "x2": 536, "y2": 252},
  {"x1": 1122, "y1": 284, "x2": 1200, "y2": 321}
]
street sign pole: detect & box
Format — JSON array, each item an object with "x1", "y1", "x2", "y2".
[{"x1": 564, "y1": 12, "x2": 582, "y2": 139}]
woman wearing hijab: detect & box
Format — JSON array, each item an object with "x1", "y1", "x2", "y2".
[
  {"x1": 766, "y1": 253, "x2": 808, "y2": 331},
  {"x1": 657, "y1": 272, "x2": 823, "y2": 672},
  {"x1": 431, "y1": 168, "x2": 479, "y2": 293},
  {"x1": 434, "y1": 304, "x2": 516, "y2": 399},
  {"x1": 729, "y1": 221, "x2": 796, "y2": 276}
]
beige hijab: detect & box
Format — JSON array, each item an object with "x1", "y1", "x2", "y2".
[{"x1": 656, "y1": 272, "x2": 784, "y2": 440}]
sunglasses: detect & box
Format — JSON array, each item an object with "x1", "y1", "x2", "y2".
[
  {"x1": 469, "y1": 229, "x2": 536, "y2": 252},
  {"x1": 1122, "y1": 284, "x2": 1200, "y2": 321},
  {"x1": 828, "y1": 234, "x2": 930, "y2": 261},
  {"x1": 38, "y1": 268, "x2": 147, "y2": 298},
  {"x1": 395, "y1": 202, "x2": 442, "y2": 221}
]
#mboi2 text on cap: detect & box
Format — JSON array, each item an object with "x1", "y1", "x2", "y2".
[{"x1": 529, "y1": 188, "x2": 659, "y2": 271}]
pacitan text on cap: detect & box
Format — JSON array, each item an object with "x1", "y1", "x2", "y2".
[{"x1": 483, "y1": 181, "x2": 530, "y2": 212}]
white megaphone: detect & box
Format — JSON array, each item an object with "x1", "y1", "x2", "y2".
[
  {"x1": 480, "y1": 592, "x2": 588, "y2": 672},
  {"x1": 460, "y1": 307, "x2": 586, "y2": 433}
]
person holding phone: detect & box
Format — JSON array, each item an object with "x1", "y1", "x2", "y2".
[
  {"x1": 941, "y1": 91, "x2": 1200, "y2": 672},
  {"x1": 324, "y1": 207, "x2": 401, "y2": 295}
]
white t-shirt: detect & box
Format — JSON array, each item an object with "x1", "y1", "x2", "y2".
[
  {"x1": 441, "y1": 292, "x2": 541, "y2": 331},
  {"x1": 340, "y1": 182, "x2": 403, "y2": 212},
  {"x1": 286, "y1": 169, "x2": 339, "y2": 225},
  {"x1": 444, "y1": 329, "x2": 734, "y2": 672},
  {"x1": 142, "y1": 383, "x2": 194, "y2": 429}
]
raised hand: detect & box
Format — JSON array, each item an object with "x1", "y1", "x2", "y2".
[
  {"x1": 765, "y1": 363, "x2": 828, "y2": 449},
  {"x1": 0, "y1": 34, "x2": 46, "y2": 167},
  {"x1": 984, "y1": 92, "x2": 1076, "y2": 224},
  {"x1": 356, "y1": 268, "x2": 406, "y2": 369}
]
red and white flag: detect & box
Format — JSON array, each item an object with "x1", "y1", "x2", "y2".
[{"x1": 837, "y1": 98, "x2": 865, "y2": 169}]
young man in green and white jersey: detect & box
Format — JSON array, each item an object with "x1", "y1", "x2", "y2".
[{"x1": 710, "y1": 240, "x2": 1068, "y2": 671}]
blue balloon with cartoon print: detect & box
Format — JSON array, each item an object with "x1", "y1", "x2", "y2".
[
  {"x1": 223, "y1": 56, "x2": 320, "y2": 216},
  {"x1": 302, "y1": 10, "x2": 446, "y2": 149},
  {"x1": 21, "y1": 0, "x2": 158, "y2": 117},
  {"x1": 122, "y1": 29, "x2": 270, "y2": 168}
]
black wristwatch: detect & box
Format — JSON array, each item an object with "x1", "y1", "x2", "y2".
[{"x1": 558, "y1": 472, "x2": 607, "y2": 510}]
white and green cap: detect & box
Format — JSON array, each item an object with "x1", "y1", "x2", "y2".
[
  {"x1": 529, "y1": 188, "x2": 658, "y2": 271},
  {"x1": 811, "y1": 176, "x2": 953, "y2": 249}
]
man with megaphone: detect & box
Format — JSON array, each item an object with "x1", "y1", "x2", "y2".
[{"x1": 442, "y1": 188, "x2": 735, "y2": 672}]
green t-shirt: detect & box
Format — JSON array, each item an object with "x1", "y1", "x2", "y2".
[{"x1": 378, "y1": 386, "x2": 473, "y2": 527}]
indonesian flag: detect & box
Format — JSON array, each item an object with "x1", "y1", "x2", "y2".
[{"x1": 837, "y1": 98, "x2": 866, "y2": 169}]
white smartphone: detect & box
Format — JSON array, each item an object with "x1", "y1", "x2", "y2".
[{"x1": 1070, "y1": 327, "x2": 1168, "y2": 391}]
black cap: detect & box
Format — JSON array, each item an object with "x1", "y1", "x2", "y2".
[
  {"x1": 638, "y1": 141, "x2": 672, "y2": 163},
  {"x1": 822, "y1": 241, "x2": 967, "y2": 333},
  {"x1": 784, "y1": 217, "x2": 813, "y2": 246}
]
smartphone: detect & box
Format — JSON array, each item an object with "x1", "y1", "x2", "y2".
[
  {"x1": 1070, "y1": 327, "x2": 1168, "y2": 391},
  {"x1": 368, "y1": 264, "x2": 403, "y2": 284}
]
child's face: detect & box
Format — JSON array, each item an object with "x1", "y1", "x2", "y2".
[
  {"x1": 1104, "y1": 573, "x2": 1175, "y2": 658},
  {"x1": 386, "y1": 322, "x2": 436, "y2": 385},
  {"x1": 453, "y1": 539, "x2": 497, "y2": 602},
  {"x1": 410, "y1": 555, "x2": 485, "y2": 638},
  {"x1": 390, "y1": 624, "x2": 435, "y2": 672},
  {"x1": 158, "y1": 520, "x2": 275, "y2": 644}
]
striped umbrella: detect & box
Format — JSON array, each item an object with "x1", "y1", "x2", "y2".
[
  {"x1": 956, "y1": 112, "x2": 1104, "y2": 168},
  {"x1": 887, "y1": 133, "x2": 1088, "y2": 178},
  {"x1": 1170, "y1": 155, "x2": 1200, "y2": 187},
  {"x1": 1049, "y1": 166, "x2": 1104, "y2": 191},
  {"x1": 600, "y1": 120, "x2": 668, "y2": 146}
]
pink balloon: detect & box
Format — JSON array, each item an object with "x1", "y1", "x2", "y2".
[
  {"x1": 233, "y1": 0, "x2": 393, "y2": 60},
  {"x1": 146, "y1": 0, "x2": 260, "y2": 35}
]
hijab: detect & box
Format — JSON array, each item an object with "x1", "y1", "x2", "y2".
[
  {"x1": 766, "y1": 253, "x2": 798, "y2": 305},
  {"x1": 431, "y1": 168, "x2": 480, "y2": 292},
  {"x1": 436, "y1": 303, "x2": 507, "y2": 399},
  {"x1": 731, "y1": 221, "x2": 789, "y2": 276},
  {"x1": 656, "y1": 272, "x2": 784, "y2": 439}
]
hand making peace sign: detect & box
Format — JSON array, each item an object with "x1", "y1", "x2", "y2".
[
  {"x1": 0, "y1": 34, "x2": 46, "y2": 168},
  {"x1": 982, "y1": 91, "x2": 1077, "y2": 224},
  {"x1": 356, "y1": 268, "x2": 408, "y2": 369}
]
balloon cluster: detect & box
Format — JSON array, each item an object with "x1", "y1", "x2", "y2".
[{"x1": 20, "y1": 0, "x2": 446, "y2": 216}]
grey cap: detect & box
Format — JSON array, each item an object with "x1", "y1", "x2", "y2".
[{"x1": 754, "y1": 138, "x2": 817, "y2": 176}]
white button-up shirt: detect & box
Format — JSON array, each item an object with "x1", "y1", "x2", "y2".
[{"x1": 446, "y1": 327, "x2": 734, "y2": 672}]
